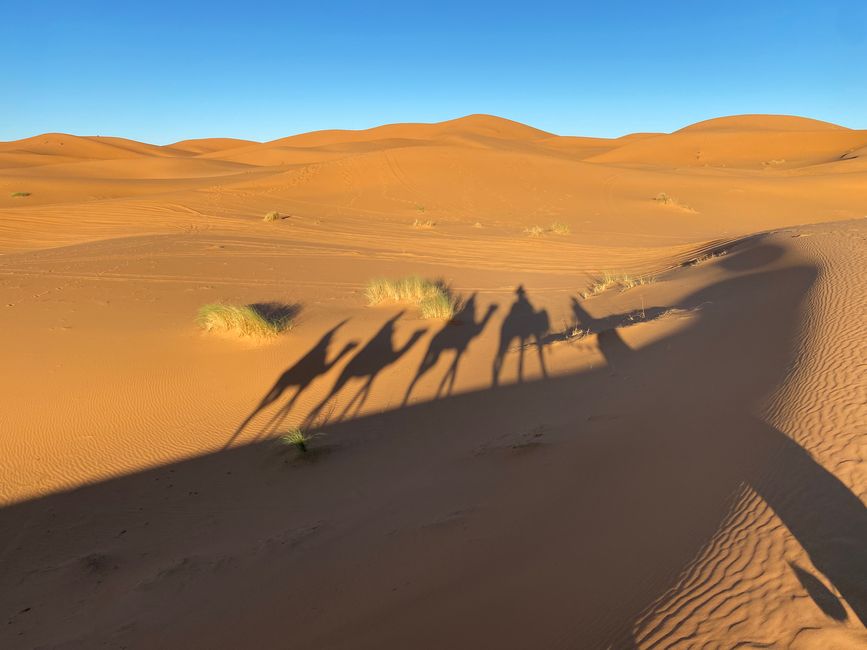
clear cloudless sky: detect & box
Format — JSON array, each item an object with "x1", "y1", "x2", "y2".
[{"x1": 3, "y1": 0, "x2": 866, "y2": 143}]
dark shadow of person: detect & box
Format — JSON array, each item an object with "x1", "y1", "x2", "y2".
[
  {"x1": 306, "y1": 312, "x2": 425, "y2": 424},
  {"x1": 223, "y1": 320, "x2": 357, "y2": 449},
  {"x1": 492, "y1": 285, "x2": 550, "y2": 386},
  {"x1": 403, "y1": 294, "x2": 497, "y2": 404}
]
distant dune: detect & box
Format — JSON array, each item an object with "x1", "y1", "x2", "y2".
[
  {"x1": 169, "y1": 137, "x2": 258, "y2": 154},
  {"x1": 0, "y1": 114, "x2": 864, "y2": 649},
  {"x1": 677, "y1": 113, "x2": 849, "y2": 132}
]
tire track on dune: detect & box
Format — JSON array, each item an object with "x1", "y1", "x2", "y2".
[
  {"x1": 1, "y1": 228, "x2": 739, "y2": 282},
  {"x1": 633, "y1": 222, "x2": 867, "y2": 648},
  {"x1": 0, "y1": 268, "x2": 367, "y2": 289}
]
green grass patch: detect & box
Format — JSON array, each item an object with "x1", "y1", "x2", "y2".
[
  {"x1": 196, "y1": 302, "x2": 295, "y2": 338},
  {"x1": 11, "y1": 191, "x2": 31, "y2": 198},
  {"x1": 278, "y1": 426, "x2": 321, "y2": 453},
  {"x1": 365, "y1": 276, "x2": 458, "y2": 320}
]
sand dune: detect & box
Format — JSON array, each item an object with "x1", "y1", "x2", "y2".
[
  {"x1": 0, "y1": 115, "x2": 864, "y2": 648},
  {"x1": 677, "y1": 114, "x2": 849, "y2": 132},
  {"x1": 169, "y1": 137, "x2": 258, "y2": 154}
]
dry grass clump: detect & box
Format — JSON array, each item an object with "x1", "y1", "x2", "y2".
[
  {"x1": 653, "y1": 193, "x2": 696, "y2": 213},
  {"x1": 365, "y1": 276, "x2": 457, "y2": 319},
  {"x1": 196, "y1": 303, "x2": 294, "y2": 338},
  {"x1": 11, "y1": 191, "x2": 31, "y2": 198},
  {"x1": 525, "y1": 222, "x2": 570, "y2": 237},
  {"x1": 682, "y1": 250, "x2": 728, "y2": 267},
  {"x1": 579, "y1": 272, "x2": 655, "y2": 299},
  {"x1": 412, "y1": 218, "x2": 436, "y2": 229},
  {"x1": 263, "y1": 210, "x2": 282, "y2": 222}
]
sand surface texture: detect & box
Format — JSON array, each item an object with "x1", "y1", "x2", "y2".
[{"x1": 1, "y1": 115, "x2": 865, "y2": 648}]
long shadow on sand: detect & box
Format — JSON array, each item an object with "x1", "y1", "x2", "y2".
[{"x1": 1, "y1": 240, "x2": 864, "y2": 649}]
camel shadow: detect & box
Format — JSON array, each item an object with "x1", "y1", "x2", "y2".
[
  {"x1": 224, "y1": 320, "x2": 358, "y2": 448},
  {"x1": 403, "y1": 294, "x2": 497, "y2": 404},
  {"x1": 306, "y1": 312, "x2": 425, "y2": 424},
  {"x1": 492, "y1": 285, "x2": 550, "y2": 386}
]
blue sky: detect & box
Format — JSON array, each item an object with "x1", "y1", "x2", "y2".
[{"x1": 3, "y1": 1, "x2": 865, "y2": 143}]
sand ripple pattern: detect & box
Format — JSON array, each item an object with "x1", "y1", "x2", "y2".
[{"x1": 634, "y1": 222, "x2": 867, "y2": 648}]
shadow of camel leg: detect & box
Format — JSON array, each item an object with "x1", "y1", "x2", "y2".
[
  {"x1": 403, "y1": 365, "x2": 428, "y2": 406},
  {"x1": 223, "y1": 390, "x2": 288, "y2": 450},
  {"x1": 491, "y1": 349, "x2": 504, "y2": 387},
  {"x1": 253, "y1": 389, "x2": 302, "y2": 443},
  {"x1": 436, "y1": 359, "x2": 458, "y2": 398},
  {"x1": 339, "y1": 378, "x2": 373, "y2": 421},
  {"x1": 351, "y1": 379, "x2": 375, "y2": 418},
  {"x1": 534, "y1": 334, "x2": 548, "y2": 378}
]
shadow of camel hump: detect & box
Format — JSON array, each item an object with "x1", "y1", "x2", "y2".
[
  {"x1": 403, "y1": 293, "x2": 497, "y2": 404},
  {"x1": 224, "y1": 319, "x2": 357, "y2": 448},
  {"x1": 492, "y1": 285, "x2": 550, "y2": 386},
  {"x1": 306, "y1": 311, "x2": 426, "y2": 423}
]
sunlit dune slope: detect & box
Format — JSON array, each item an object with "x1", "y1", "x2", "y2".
[
  {"x1": 677, "y1": 113, "x2": 848, "y2": 132},
  {"x1": 169, "y1": 137, "x2": 258, "y2": 154},
  {"x1": 0, "y1": 133, "x2": 185, "y2": 160},
  {"x1": 3, "y1": 113, "x2": 866, "y2": 250}
]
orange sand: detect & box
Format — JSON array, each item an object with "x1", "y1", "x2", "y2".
[{"x1": 0, "y1": 115, "x2": 865, "y2": 648}]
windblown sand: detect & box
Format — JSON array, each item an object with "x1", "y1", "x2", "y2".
[{"x1": 0, "y1": 114, "x2": 865, "y2": 648}]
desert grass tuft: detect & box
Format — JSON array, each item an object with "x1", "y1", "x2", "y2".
[
  {"x1": 579, "y1": 272, "x2": 655, "y2": 299},
  {"x1": 549, "y1": 221, "x2": 570, "y2": 235},
  {"x1": 196, "y1": 303, "x2": 294, "y2": 338},
  {"x1": 365, "y1": 276, "x2": 458, "y2": 320},
  {"x1": 11, "y1": 191, "x2": 31, "y2": 198},
  {"x1": 653, "y1": 193, "x2": 696, "y2": 213},
  {"x1": 412, "y1": 218, "x2": 436, "y2": 229},
  {"x1": 278, "y1": 426, "x2": 321, "y2": 453},
  {"x1": 524, "y1": 225, "x2": 545, "y2": 238},
  {"x1": 263, "y1": 210, "x2": 281, "y2": 222}
]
